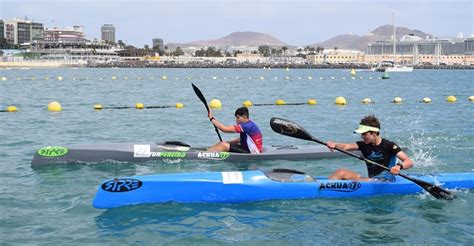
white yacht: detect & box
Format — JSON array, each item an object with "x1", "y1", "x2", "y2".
[{"x1": 372, "y1": 13, "x2": 413, "y2": 72}]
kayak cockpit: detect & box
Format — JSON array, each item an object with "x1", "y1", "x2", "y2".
[{"x1": 264, "y1": 168, "x2": 316, "y2": 182}]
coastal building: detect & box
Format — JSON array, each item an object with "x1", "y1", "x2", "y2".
[
  {"x1": 31, "y1": 22, "x2": 44, "y2": 42},
  {"x1": 44, "y1": 26, "x2": 85, "y2": 42},
  {"x1": 366, "y1": 35, "x2": 472, "y2": 65},
  {"x1": 152, "y1": 38, "x2": 164, "y2": 51},
  {"x1": 23, "y1": 39, "x2": 120, "y2": 65},
  {"x1": 306, "y1": 49, "x2": 364, "y2": 64},
  {"x1": 0, "y1": 20, "x2": 4, "y2": 39},
  {"x1": 101, "y1": 24, "x2": 115, "y2": 43},
  {"x1": 3, "y1": 18, "x2": 44, "y2": 45}
]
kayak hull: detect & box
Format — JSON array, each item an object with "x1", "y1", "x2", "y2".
[
  {"x1": 92, "y1": 169, "x2": 474, "y2": 209},
  {"x1": 31, "y1": 141, "x2": 359, "y2": 166}
]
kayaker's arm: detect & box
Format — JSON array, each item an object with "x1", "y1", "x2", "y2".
[
  {"x1": 390, "y1": 151, "x2": 414, "y2": 175},
  {"x1": 208, "y1": 113, "x2": 237, "y2": 133},
  {"x1": 326, "y1": 141, "x2": 359, "y2": 151}
]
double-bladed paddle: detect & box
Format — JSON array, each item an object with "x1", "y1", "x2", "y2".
[
  {"x1": 192, "y1": 83, "x2": 223, "y2": 142},
  {"x1": 269, "y1": 117, "x2": 456, "y2": 200}
]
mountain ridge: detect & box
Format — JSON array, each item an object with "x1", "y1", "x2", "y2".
[{"x1": 166, "y1": 25, "x2": 434, "y2": 51}]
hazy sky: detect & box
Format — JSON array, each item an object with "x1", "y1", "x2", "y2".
[{"x1": 1, "y1": 0, "x2": 472, "y2": 47}]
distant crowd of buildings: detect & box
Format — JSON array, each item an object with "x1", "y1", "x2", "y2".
[{"x1": 1, "y1": 18, "x2": 473, "y2": 67}]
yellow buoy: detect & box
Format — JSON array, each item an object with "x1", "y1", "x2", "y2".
[
  {"x1": 362, "y1": 98, "x2": 372, "y2": 104},
  {"x1": 57, "y1": 76, "x2": 63, "y2": 81},
  {"x1": 350, "y1": 68, "x2": 356, "y2": 76},
  {"x1": 94, "y1": 104, "x2": 103, "y2": 110},
  {"x1": 1, "y1": 77, "x2": 7, "y2": 81},
  {"x1": 446, "y1": 95, "x2": 457, "y2": 103},
  {"x1": 212, "y1": 76, "x2": 217, "y2": 80},
  {"x1": 308, "y1": 76, "x2": 313, "y2": 80},
  {"x1": 161, "y1": 75, "x2": 167, "y2": 80},
  {"x1": 392, "y1": 97, "x2": 403, "y2": 104},
  {"x1": 135, "y1": 103, "x2": 144, "y2": 109},
  {"x1": 175, "y1": 103, "x2": 184, "y2": 108},
  {"x1": 209, "y1": 99, "x2": 222, "y2": 109},
  {"x1": 48, "y1": 101, "x2": 62, "y2": 112},
  {"x1": 335, "y1": 97, "x2": 347, "y2": 105},
  {"x1": 469, "y1": 96, "x2": 474, "y2": 102},
  {"x1": 285, "y1": 67, "x2": 290, "y2": 71},
  {"x1": 422, "y1": 97, "x2": 431, "y2": 103},
  {"x1": 276, "y1": 99, "x2": 286, "y2": 105},
  {"x1": 243, "y1": 100, "x2": 253, "y2": 107},
  {"x1": 7, "y1": 106, "x2": 18, "y2": 112},
  {"x1": 112, "y1": 76, "x2": 117, "y2": 80},
  {"x1": 124, "y1": 77, "x2": 128, "y2": 80},
  {"x1": 307, "y1": 99, "x2": 317, "y2": 105},
  {"x1": 260, "y1": 76, "x2": 264, "y2": 80}
]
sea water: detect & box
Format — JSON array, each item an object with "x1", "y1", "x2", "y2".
[{"x1": 0, "y1": 68, "x2": 473, "y2": 244}]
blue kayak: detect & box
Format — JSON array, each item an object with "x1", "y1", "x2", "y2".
[{"x1": 93, "y1": 169, "x2": 474, "y2": 209}]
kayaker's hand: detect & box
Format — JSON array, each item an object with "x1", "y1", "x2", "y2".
[
  {"x1": 390, "y1": 165, "x2": 402, "y2": 175},
  {"x1": 327, "y1": 141, "x2": 336, "y2": 152}
]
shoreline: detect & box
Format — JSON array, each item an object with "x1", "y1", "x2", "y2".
[{"x1": 1, "y1": 61, "x2": 473, "y2": 70}]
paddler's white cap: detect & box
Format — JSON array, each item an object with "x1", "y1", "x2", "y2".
[{"x1": 354, "y1": 124, "x2": 380, "y2": 134}]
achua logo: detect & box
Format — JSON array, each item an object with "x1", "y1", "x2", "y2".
[
  {"x1": 101, "y1": 178, "x2": 143, "y2": 192},
  {"x1": 197, "y1": 152, "x2": 230, "y2": 160},
  {"x1": 319, "y1": 181, "x2": 361, "y2": 192},
  {"x1": 37, "y1": 146, "x2": 69, "y2": 157}
]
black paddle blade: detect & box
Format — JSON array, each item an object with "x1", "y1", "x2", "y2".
[
  {"x1": 192, "y1": 83, "x2": 210, "y2": 112},
  {"x1": 401, "y1": 173, "x2": 456, "y2": 200},
  {"x1": 427, "y1": 185, "x2": 456, "y2": 200},
  {"x1": 192, "y1": 83, "x2": 222, "y2": 142},
  {"x1": 270, "y1": 117, "x2": 317, "y2": 142}
]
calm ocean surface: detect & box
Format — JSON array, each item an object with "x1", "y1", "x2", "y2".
[{"x1": 1, "y1": 68, "x2": 473, "y2": 244}]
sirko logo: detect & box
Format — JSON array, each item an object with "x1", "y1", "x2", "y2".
[
  {"x1": 37, "y1": 146, "x2": 69, "y2": 157},
  {"x1": 197, "y1": 152, "x2": 230, "y2": 160},
  {"x1": 319, "y1": 181, "x2": 361, "y2": 192},
  {"x1": 101, "y1": 178, "x2": 143, "y2": 192}
]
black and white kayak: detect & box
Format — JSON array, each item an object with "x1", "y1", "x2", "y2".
[{"x1": 31, "y1": 141, "x2": 361, "y2": 166}]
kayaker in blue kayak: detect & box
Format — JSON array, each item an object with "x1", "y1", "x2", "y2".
[
  {"x1": 207, "y1": 107, "x2": 263, "y2": 154},
  {"x1": 326, "y1": 115, "x2": 413, "y2": 181}
]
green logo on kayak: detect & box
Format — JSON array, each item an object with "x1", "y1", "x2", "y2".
[
  {"x1": 158, "y1": 152, "x2": 186, "y2": 158},
  {"x1": 197, "y1": 152, "x2": 230, "y2": 160},
  {"x1": 219, "y1": 152, "x2": 230, "y2": 159},
  {"x1": 37, "y1": 146, "x2": 69, "y2": 157}
]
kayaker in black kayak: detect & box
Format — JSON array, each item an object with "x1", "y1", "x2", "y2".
[
  {"x1": 326, "y1": 115, "x2": 413, "y2": 181},
  {"x1": 207, "y1": 107, "x2": 263, "y2": 154}
]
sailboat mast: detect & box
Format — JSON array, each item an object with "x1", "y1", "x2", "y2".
[{"x1": 393, "y1": 12, "x2": 396, "y2": 64}]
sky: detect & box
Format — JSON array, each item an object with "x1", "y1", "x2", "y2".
[{"x1": 1, "y1": 0, "x2": 473, "y2": 47}]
